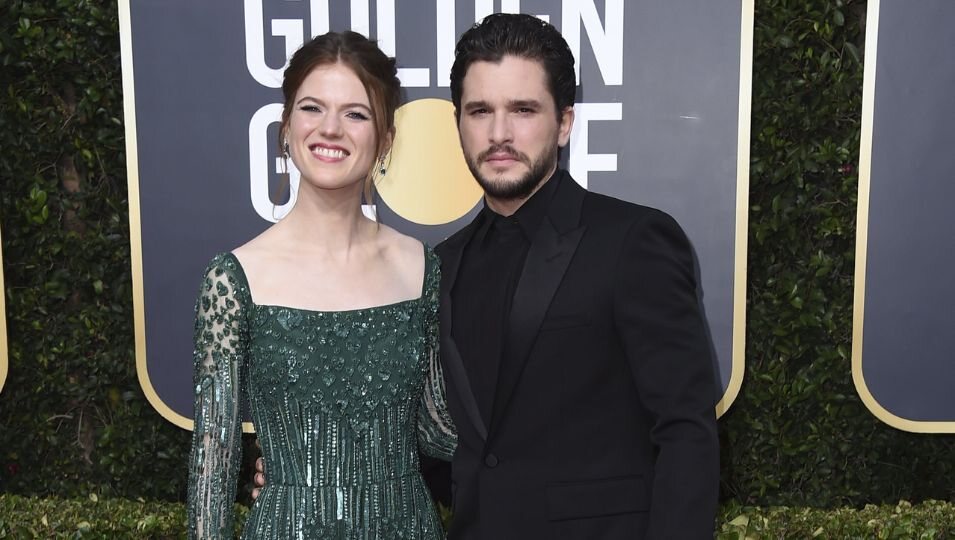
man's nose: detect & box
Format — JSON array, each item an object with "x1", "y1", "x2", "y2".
[{"x1": 489, "y1": 113, "x2": 512, "y2": 144}]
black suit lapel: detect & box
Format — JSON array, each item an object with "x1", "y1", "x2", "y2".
[
  {"x1": 487, "y1": 174, "x2": 587, "y2": 441},
  {"x1": 438, "y1": 222, "x2": 489, "y2": 441}
]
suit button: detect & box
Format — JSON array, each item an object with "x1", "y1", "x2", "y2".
[{"x1": 484, "y1": 453, "x2": 499, "y2": 468}]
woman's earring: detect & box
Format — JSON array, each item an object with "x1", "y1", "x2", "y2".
[
  {"x1": 378, "y1": 156, "x2": 387, "y2": 176},
  {"x1": 283, "y1": 139, "x2": 290, "y2": 159}
]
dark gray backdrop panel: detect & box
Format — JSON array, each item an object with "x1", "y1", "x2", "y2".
[
  {"x1": 128, "y1": 0, "x2": 745, "y2": 423},
  {"x1": 861, "y1": 0, "x2": 955, "y2": 422}
]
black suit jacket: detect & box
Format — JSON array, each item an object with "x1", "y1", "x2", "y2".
[{"x1": 435, "y1": 171, "x2": 719, "y2": 539}]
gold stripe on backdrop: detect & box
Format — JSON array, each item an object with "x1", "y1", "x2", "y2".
[
  {"x1": 0, "y1": 226, "x2": 8, "y2": 393},
  {"x1": 118, "y1": 0, "x2": 253, "y2": 433},
  {"x1": 716, "y1": 0, "x2": 754, "y2": 417}
]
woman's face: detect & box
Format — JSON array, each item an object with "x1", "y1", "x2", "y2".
[{"x1": 286, "y1": 62, "x2": 380, "y2": 194}]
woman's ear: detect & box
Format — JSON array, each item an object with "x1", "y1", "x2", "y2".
[{"x1": 380, "y1": 126, "x2": 396, "y2": 156}]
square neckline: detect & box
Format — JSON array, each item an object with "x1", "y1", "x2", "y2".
[{"x1": 224, "y1": 243, "x2": 433, "y2": 315}]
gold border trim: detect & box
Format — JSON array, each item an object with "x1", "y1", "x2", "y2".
[
  {"x1": 716, "y1": 0, "x2": 753, "y2": 417},
  {"x1": 120, "y1": 0, "x2": 253, "y2": 433},
  {"x1": 0, "y1": 226, "x2": 7, "y2": 393},
  {"x1": 851, "y1": 0, "x2": 955, "y2": 433}
]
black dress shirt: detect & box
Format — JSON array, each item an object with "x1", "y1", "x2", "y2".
[{"x1": 450, "y1": 172, "x2": 561, "y2": 421}]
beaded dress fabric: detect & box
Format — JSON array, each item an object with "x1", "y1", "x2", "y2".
[{"x1": 187, "y1": 248, "x2": 456, "y2": 539}]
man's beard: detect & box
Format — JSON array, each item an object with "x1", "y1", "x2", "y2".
[{"x1": 465, "y1": 144, "x2": 557, "y2": 201}]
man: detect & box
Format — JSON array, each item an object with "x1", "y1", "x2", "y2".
[
  {"x1": 258, "y1": 13, "x2": 719, "y2": 538},
  {"x1": 435, "y1": 13, "x2": 718, "y2": 538}
]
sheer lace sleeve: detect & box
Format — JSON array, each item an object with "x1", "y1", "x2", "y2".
[
  {"x1": 187, "y1": 254, "x2": 250, "y2": 539},
  {"x1": 417, "y1": 248, "x2": 457, "y2": 461}
]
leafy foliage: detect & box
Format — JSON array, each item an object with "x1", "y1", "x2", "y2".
[
  {"x1": 0, "y1": 2, "x2": 190, "y2": 499},
  {"x1": 1, "y1": 495, "x2": 951, "y2": 539},
  {"x1": 0, "y1": 494, "x2": 248, "y2": 539},
  {"x1": 717, "y1": 500, "x2": 955, "y2": 539},
  {"x1": 720, "y1": 0, "x2": 955, "y2": 506}
]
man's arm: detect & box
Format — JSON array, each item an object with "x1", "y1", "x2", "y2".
[{"x1": 612, "y1": 209, "x2": 720, "y2": 537}]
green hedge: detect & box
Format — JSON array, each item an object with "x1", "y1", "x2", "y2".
[
  {"x1": 719, "y1": 0, "x2": 955, "y2": 506},
  {"x1": 2, "y1": 495, "x2": 952, "y2": 539},
  {"x1": 0, "y1": 494, "x2": 247, "y2": 539},
  {"x1": 718, "y1": 500, "x2": 955, "y2": 539},
  {"x1": 0, "y1": 1, "x2": 190, "y2": 500},
  {"x1": 1, "y1": 0, "x2": 953, "y2": 512}
]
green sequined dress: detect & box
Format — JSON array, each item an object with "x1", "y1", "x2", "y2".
[{"x1": 187, "y1": 248, "x2": 456, "y2": 539}]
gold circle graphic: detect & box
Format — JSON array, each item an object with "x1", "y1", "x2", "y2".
[{"x1": 377, "y1": 98, "x2": 483, "y2": 225}]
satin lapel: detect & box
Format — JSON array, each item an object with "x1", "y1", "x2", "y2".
[
  {"x1": 438, "y1": 224, "x2": 489, "y2": 441},
  {"x1": 487, "y1": 217, "x2": 586, "y2": 440}
]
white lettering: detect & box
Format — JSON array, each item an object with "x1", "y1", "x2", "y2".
[
  {"x1": 562, "y1": 0, "x2": 624, "y2": 85},
  {"x1": 375, "y1": 0, "x2": 396, "y2": 53},
  {"x1": 436, "y1": 1, "x2": 549, "y2": 88},
  {"x1": 241, "y1": 0, "x2": 628, "y2": 208},
  {"x1": 310, "y1": 0, "x2": 329, "y2": 37},
  {"x1": 350, "y1": 0, "x2": 370, "y2": 35},
  {"x1": 569, "y1": 102, "x2": 621, "y2": 188},
  {"x1": 436, "y1": 0, "x2": 455, "y2": 87},
  {"x1": 501, "y1": 0, "x2": 521, "y2": 12},
  {"x1": 498, "y1": 1, "x2": 550, "y2": 23},
  {"x1": 244, "y1": 0, "x2": 305, "y2": 88},
  {"x1": 475, "y1": 0, "x2": 493, "y2": 21},
  {"x1": 273, "y1": 18, "x2": 305, "y2": 65}
]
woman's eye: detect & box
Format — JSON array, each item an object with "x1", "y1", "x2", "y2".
[
  {"x1": 299, "y1": 105, "x2": 321, "y2": 113},
  {"x1": 347, "y1": 111, "x2": 370, "y2": 120}
]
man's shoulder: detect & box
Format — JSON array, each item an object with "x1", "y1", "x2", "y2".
[
  {"x1": 434, "y1": 219, "x2": 478, "y2": 257},
  {"x1": 580, "y1": 189, "x2": 676, "y2": 230}
]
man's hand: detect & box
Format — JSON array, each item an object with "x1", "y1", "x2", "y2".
[{"x1": 251, "y1": 457, "x2": 266, "y2": 500}]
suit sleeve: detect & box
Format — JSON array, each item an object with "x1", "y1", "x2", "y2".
[{"x1": 612, "y1": 210, "x2": 719, "y2": 538}]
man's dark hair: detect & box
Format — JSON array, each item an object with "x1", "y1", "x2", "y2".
[{"x1": 450, "y1": 13, "x2": 576, "y2": 120}]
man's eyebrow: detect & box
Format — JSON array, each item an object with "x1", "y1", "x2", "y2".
[
  {"x1": 462, "y1": 99, "x2": 544, "y2": 110},
  {"x1": 508, "y1": 99, "x2": 542, "y2": 109},
  {"x1": 462, "y1": 100, "x2": 491, "y2": 111}
]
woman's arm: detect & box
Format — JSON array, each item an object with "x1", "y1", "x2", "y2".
[{"x1": 187, "y1": 255, "x2": 249, "y2": 539}]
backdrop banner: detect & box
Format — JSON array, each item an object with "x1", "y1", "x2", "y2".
[
  {"x1": 120, "y1": 0, "x2": 752, "y2": 429},
  {"x1": 853, "y1": 0, "x2": 955, "y2": 432}
]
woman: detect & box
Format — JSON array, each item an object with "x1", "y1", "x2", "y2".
[{"x1": 187, "y1": 31, "x2": 456, "y2": 539}]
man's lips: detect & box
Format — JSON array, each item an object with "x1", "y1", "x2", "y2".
[
  {"x1": 483, "y1": 151, "x2": 523, "y2": 166},
  {"x1": 485, "y1": 156, "x2": 517, "y2": 165}
]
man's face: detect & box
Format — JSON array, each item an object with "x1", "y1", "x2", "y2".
[{"x1": 457, "y1": 55, "x2": 574, "y2": 202}]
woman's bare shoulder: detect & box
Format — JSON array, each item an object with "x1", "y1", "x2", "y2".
[
  {"x1": 375, "y1": 223, "x2": 424, "y2": 263},
  {"x1": 230, "y1": 225, "x2": 290, "y2": 276}
]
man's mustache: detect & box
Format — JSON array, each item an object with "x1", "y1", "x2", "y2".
[{"x1": 477, "y1": 145, "x2": 529, "y2": 164}]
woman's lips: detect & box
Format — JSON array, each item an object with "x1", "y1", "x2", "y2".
[{"x1": 309, "y1": 143, "x2": 349, "y2": 161}]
